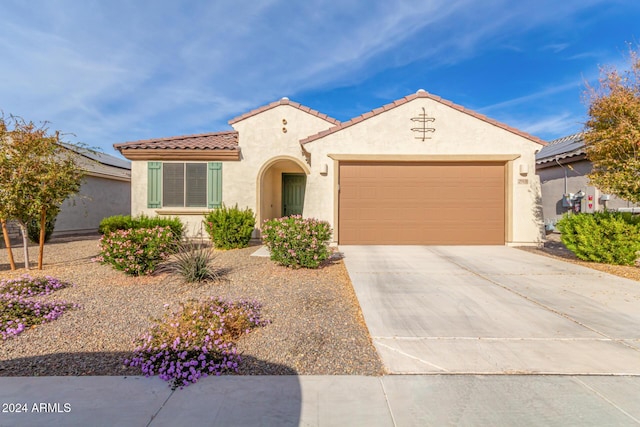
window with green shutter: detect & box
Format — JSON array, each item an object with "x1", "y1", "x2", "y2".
[
  {"x1": 147, "y1": 162, "x2": 162, "y2": 208},
  {"x1": 147, "y1": 161, "x2": 222, "y2": 208},
  {"x1": 207, "y1": 162, "x2": 222, "y2": 208}
]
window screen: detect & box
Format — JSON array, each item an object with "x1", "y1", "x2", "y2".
[
  {"x1": 161, "y1": 162, "x2": 208, "y2": 207},
  {"x1": 163, "y1": 163, "x2": 185, "y2": 207},
  {"x1": 186, "y1": 163, "x2": 207, "y2": 207}
]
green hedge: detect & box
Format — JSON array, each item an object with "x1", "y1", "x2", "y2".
[
  {"x1": 204, "y1": 204, "x2": 255, "y2": 249},
  {"x1": 99, "y1": 214, "x2": 184, "y2": 240},
  {"x1": 556, "y1": 211, "x2": 640, "y2": 265}
]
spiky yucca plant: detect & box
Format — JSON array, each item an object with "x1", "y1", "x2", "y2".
[{"x1": 160, "y1": 243, "x2": 221, "y2": 283}]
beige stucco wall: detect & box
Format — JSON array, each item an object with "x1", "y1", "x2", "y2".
[
  {"x1": 301, "y1": 97, "x2": 544, "y2": 245},
  {"x1": 129, "y1": 96, "x2": 544, "y2": 244},
  {"x1": 129, "y1": 104, "x2": 333, "y2": 236},
  {"x1": 54, "y1": 175, "x2": 131, "y2": 235}
]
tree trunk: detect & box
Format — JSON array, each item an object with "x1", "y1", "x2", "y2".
[
  {"x1": 18, "y1": 222, "x2": 30, "y2": 270},
  {"x1": 1, "y1": 219, "x2": 16, "y2": 270},
  {"x1": 38, "y1": 208, "x2": 46, "y2": 270}
]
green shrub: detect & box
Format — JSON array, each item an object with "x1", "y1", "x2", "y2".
[
  {"x1": 135, "y1": 214, "x2": 184, "y2": 239},
  {"x1": 556, "y1": 211, "x2": 640, "y2": 265},
  {"x1": 204, "y1": 204, "x2": 255, "y2": 249},
  {"x1": 261, "y1": 215, "x2": 332, "y2": 268},
  {"x1": 99, "y1": 214, "x2": 184, "y2": 240},
  {"x1": 98, "y1": 215, "x2": 133, "y2": 234},
  {"x1": 27, "y1": 208, "x2": 59, "y2": 244},
  {"x1": 95, "y1": 226, "x2": 178, "y2": 275}
]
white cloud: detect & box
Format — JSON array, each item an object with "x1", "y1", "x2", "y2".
[
  {"x1": 0, "y1": 0, "x2": 618, "y2": 153},
  {"x1": 511, "y1": 112, "x2": 584, "y2": 139},
  {"x1": 479, "y1": 81, "x2": 583, "y2": 114}
]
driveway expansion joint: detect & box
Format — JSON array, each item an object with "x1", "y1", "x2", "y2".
[{"x1": 438, "y1": 253, "x2": 639, "y2": 351}]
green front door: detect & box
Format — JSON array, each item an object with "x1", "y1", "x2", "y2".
[{"x1": 282, "y1": 173, "x2": 306, "y2": 216}]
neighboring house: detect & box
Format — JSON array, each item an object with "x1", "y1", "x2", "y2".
[
  {"x1": 4, "y1": 146, "x2": 131, "y2": 241},
  {"x1": 536, "y1": 132, "x2": 639, "y2": 229},
  {"x1": 114, "y1": 90, "x2": 545, "y2": 245},
  {"x1": 53, "y1": 145, "x2": 131, "y2": 236}
]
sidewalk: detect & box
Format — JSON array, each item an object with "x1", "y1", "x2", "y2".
[{"x1": 1, "y1": 375, "x2": 639, "y2": 426}]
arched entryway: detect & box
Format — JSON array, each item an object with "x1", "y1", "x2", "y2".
[{"x1": 256, "y1": 156, "x2": 310, "y2": 227}]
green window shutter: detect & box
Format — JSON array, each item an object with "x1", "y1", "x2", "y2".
[
  {"x1": 147, "y1": 162, "x2": 162, "y2": 208},
  {"x1": 207, "y1": 162, "x2": 222, "y2": 208}
]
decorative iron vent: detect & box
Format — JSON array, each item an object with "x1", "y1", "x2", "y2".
[{"x1": 410, "y1": 107, "x2": 435, "y2": 141}]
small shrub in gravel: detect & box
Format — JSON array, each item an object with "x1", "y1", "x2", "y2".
[
  {"x1": 0, "y1": 275, "x2": 78, "y2": 340},
  {"x1": 158, "y1": 242, "x2": 221, "y2": 283},
  {"x1": 261, "y1": 215, "x2": 332, "y2": 268},
  {"x1": 124, "y1": 298, "x2": 268, "y2": 389},
  {"x1": 204, "y1": 204, "x2": 256, "y2": 249},
  {"x1": 95, "y1": 226, "x2": 177, "y2": 276},
  {"x1": 0, "y1": 275, "x2": 74, "y2": 299}
]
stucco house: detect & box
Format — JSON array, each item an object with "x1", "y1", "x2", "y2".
[
  {"x1": 114, "y1": 90, "x2": 545, "y2": 245},
  {"x1": 536, "y1": 132, "x2": 639, "y2": 229},
  {"x1": 3, "y1": 145, "x2": 131, "y2": 242},
  {"x1": 53, "y1": 145, "x2": 131, "y2": 236}
]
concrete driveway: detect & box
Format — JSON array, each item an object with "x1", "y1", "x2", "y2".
[{"x1": 340, "y1": 245, "x2": 640, "y2": 374}]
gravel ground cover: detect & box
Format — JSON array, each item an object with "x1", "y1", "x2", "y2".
[
  {"x1": 517, "y1": 233, "x2": 640, "y2": 282},
  {"x1": 0, "y1": 236, "x2": 384, "y2": 377}
]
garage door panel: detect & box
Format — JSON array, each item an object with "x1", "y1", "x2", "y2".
[{"x1": 339, "y1": 162, "x2": 505, "y2": 245}]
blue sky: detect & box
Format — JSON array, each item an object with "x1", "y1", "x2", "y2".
[{"x1": 1, "y1": 0, "x2": 639, "y2": 157}]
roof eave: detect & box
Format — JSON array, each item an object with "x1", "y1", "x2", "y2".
[
  {"x1": 228, "y1": 98, "x2": 340, "y2": 126},
  {"x1": 535, "y1": 153, "x2": 587, "y2": 169},
  {"x1": 117, "y1": 149, "x2": 241, "y2": 161},
  {"x1": 300, "y1": 91, "x2": 547, "y2": 146}
]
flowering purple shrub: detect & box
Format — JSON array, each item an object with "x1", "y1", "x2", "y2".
[
  {"x1": 0, "y1": 275, "x2": 78, "y2": 340},
  {"x1": 95, "y1": 226, "x2": 177, "y2": 276},
  {"x1": 124, "y1": 297, "x2": 268, "y2": 389},
  {"x1": 261, "y1": 215, "x2": 332, "y2": 268},
  {"x1": 0, "y1": 275, "x2": 73, "y2": 299}
]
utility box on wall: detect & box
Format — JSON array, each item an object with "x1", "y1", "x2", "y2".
[{"x1": 580, "y1": 187, "x2": 598, "y2": 213}]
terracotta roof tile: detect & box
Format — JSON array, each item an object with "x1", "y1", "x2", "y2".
[
  {"x1": 114, "y1": 131, "x2": 239, "y2": 152},
  {"x1": 228, "y1": 98, "x2": 340, "y2": 126},
  {"x1": 300, "y1": 91, "x2": 546, "y2": 146}
]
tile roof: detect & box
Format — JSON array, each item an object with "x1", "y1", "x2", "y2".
[
  {"x1": 228, "y1": 98, "x2": 340, "y2": 126},
  {"x1": 536, "y1": 132, "x2": 585, "y2": 164},
  {"x1": 299, "y1": 90, "x2": 547, "y2": 146},
  {"x1": 114, "y1": 131, "x2": 239, "y2": 152}
]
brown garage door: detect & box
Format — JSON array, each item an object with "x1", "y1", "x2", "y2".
[{"x1": 338, "y1": 161, "x2": 505, "y2": 245}]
